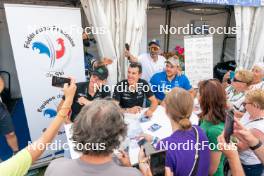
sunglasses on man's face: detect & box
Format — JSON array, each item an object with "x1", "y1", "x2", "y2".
[{"x1": 149, "y1": 46, "x2": 159, "y2": 52}]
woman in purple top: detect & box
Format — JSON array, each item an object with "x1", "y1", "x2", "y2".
[{"x1": 139, "y1": 88, "x2": 210, "y2": 176}]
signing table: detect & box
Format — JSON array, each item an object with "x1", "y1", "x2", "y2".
[
  {"x1": 124, "y1": 105, "x2": 199, "y2": 165},
  {"x1": 64, "y1": 106, "x2": 199, "y2": 165}
]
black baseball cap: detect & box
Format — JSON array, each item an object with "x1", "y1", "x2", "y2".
[
  {"x1": 148, "y1": 39, "x2": 160, "y2": 47},
  {"x1": 92, "y1": 66, "x2": 108, "y2": 80}
]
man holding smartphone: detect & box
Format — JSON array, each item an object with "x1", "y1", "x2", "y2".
[
  {"x1": 124, "y1": 39, "x2": 166, "y2": 82},
  {"x1": 57, "y1": 66, "x2": 110, "y2": 121}
]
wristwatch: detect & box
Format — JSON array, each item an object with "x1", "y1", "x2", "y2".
[{"x1": 249, "y1": 140, "x2": 262, "y2": 150}]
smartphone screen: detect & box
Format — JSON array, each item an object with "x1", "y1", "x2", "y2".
[
  {"x1": 125, "y1": 43, "x2": 130, "y2": 51},
  {"x1": 137, "y1": 138, "x2": 146, "y2": 147},
  {"x1": 224, "y1": 110, "x2": 234, "y2": 143},
  {"x1": 150, "y1": 150, "x2": 166, "y2": 176},
  {"x1": 229, "y1": 71, "x2": 235, "y2": 80},
  {"x1": 52, "y1": 76, "x2": 71, "y2": 88},
  {"x1": 125, "y1": 43, "x2": 130, "y2": 60}
]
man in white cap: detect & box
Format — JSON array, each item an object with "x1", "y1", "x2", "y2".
[
  {"x1": 250, "y1": 62, "x2": 264, "y2": 90},
  {"x1": 124, "y1": 39, "x2": 166, "y2": 82},
  {"x1": 150, "y1": 57, "x2": 193, "y2": 102}
]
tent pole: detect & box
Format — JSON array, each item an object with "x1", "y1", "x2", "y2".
[
  {"x1": 163, "y1": 0, "x2": 168, "y2": 52},
  {"x1": 166, "y1": 9, "x2": 171, "y2": 53},
  {"x1": 220, "y1": 6, "x2": 233, "y2": 63}
]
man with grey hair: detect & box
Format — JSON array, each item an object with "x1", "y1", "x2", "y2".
[
  {"x1": 45, "y1": 100, "x2": 142, "y2": 176},
  {"x1": 150, "y1": 57, "x2": 193, "y2": 102}
]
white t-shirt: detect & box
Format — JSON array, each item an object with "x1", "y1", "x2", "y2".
[
  {"x1": 138, "y1": 53, "x2": 166, "y2": 82},
  {"x1": 239, "y1": 112, "x2": 264, "y2": 165},
  {"x1": 250, "y1": 81, "x2": 264, "y2": 90}
]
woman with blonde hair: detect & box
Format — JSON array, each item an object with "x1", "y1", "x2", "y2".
[
  {"x1": 238, "y1": 89, "x2": 264, "y2": 176},
  {"x1": 226, "y1": 70, "x2": 254, "y2": 116}
]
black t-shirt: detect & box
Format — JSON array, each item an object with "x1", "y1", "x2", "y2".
[
  {"x1": 63, "y1": 81, "x2": 110, "y2": 121},
  {"x1": 113, "y1": 79, "x2": 154, "y2": 108}
]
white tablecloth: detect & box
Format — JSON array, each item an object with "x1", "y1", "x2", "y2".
[{"x1": 124, "y1": 105, "x2": 199, "y2": 165}]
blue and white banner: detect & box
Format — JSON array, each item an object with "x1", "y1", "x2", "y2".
[
  {"x1": 177, "y1": 0, "x2": 263, "y2": 6},
  {"x1": 5, "y1": 4, "x2": 85, "y2": 162}
]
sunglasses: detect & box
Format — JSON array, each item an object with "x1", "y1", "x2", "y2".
[
  {"x1": 149, "y1": 46, "x2": 159, "y2": 52},
  {"x1": 242, "y1": 102, "x2": 252, "y2": 107},
  {"x1": 232, "y1": 78, "x2": 244, "y2": 83}
]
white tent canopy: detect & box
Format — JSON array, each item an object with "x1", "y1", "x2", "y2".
[
  {"x1": 235, "y1": 6, "x2": 264, "y2": 69},
  {"x1": 81, "y1": 0, "x2": 148, "y2": 86}
]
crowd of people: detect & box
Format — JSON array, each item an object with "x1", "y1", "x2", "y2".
[{"x1": 0, "y1": 39, "x2": 263, "y2": 176}]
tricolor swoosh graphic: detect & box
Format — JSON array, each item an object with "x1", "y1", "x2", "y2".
[{"x1": 32, "y1": 36, "x2": 66, "y2": 68}]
